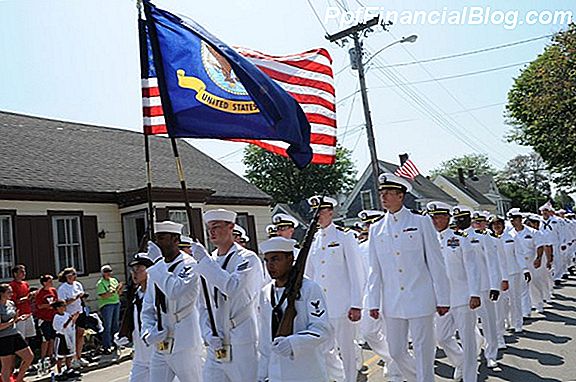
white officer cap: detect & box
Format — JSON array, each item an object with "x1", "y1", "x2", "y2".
[
  {"x1": 101, "y1": 264, "x2": 112, "y2": 273},
  {"x1": 358, "y1": 209, "x2": 385, "y2": 224},
  {"x1": 203, "y1": 209, "x2": 237, "y2": 224},
  {"x1": 539, "y1": 202, "x2": 554, "y2": 212},
  {"x1": 272, "y1": 213, "x2": 299, "y2": 228},
  {"x1": 307, "y1": 195, "x2": 338, "y2": 209},
  {"x1": 525, "y1": 213, "x2": 542, "y2": 222},
  {"x1": 488, "y1": 214, "x2": 505, "y2": 224},
  {"x1": 154, "y1": 220, "x2": 184, "y2": 235},
  {"x1": 425, "y1": 201, "x2": 452, "y2": 216},
  {"x1": 378, "y1": 173, "x2": 413, "y2": 193},
  {"x1": 128, "y1": 253, "x2": 154, "y2": 268},
  {"x1": 451, "y1": 205, "x2": 473, "y2": 218},
  {"x1": 266, "y1": 224, "x2": 278, "y2": 238},
  {"x1": 507, "y1": 208, "x2": 523, "y2": 219},
  {"x1": 233, "y1": 224, "x2": 250, "y2": 242},
  {"x1": 472, "y1": 210, "x2": 489, "y2": 222},
  {"x1": 178, "y1": 235, "x2": 193, "y2": 248},
  {"x1": 259, "y1": 237, "x2": 297, "y2": 254}
]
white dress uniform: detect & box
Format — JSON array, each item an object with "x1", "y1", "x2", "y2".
[
  {"x1": 486, "y1": 230, "x2": 509, "y2": 348},
  {"x1": 306, "y1": 222, "x2": 364, "y2": 382},
  {"x1": 436, "y1": 227, "x2": 481, "y2": 382},
  {"x1": 368, "y1": 206, "x2": 450, "y2": 382},
  {"x1": 141, "y1": 252, "x2": 203, "y2": 382},
  {"x1": 512, "y1": 226, "x2": 546, "y2": 313},
  {"x1": 463, "y1": 227, "x2": 501, "y2": 364},
  {"x1": 195, "y1": 242, "x2": 264, "y2": 382},
  {"x1": 499, "y1": 229, "x2": 528, "y2": 331},
  {"x1": 541, "y1": 214, "x2": 567, "y2": 281},
  {"x1": 129, "y1": 288, "x2": 153, "y2": 382},
  {"x1": 258, "y1": 278, "x2": 332, "y2": 382}
]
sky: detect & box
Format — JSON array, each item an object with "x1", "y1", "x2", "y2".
[{"x1": 0, "y1": 0, "x2": 573, "y2": 179}]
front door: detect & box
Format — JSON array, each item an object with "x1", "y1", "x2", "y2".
[{"x1": 122, "y1": 210, "x2": 148, "y2": 279}]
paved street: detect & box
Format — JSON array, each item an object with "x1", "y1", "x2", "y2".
[{"x1": 76, "y1": 275, "x2": 576, "y2": 382}]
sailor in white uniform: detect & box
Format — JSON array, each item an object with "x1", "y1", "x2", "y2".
[
  {"x1": 190, "y1": 209, "x2": 264, "y2": 382},
  {"x1": 272, "y1": 213, "x2": 299, "y2": 240},
  {"x1": 367, "y1": 174, "x2": 451, "y2": 382},
  {"x1": 257, "y1": 237, "x2": 332, "y2": 382},
  {"x1": 140, "y1": 221, "x2": 203, "y2": 382}
]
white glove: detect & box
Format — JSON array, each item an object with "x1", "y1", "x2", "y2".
[
  {"x1": 113, "y1": 333, "x2": 129, "y2": 347},
  {"x1": 208, "y1": 335, "x2": 223, "y2": 351},
  {"x1": 271, "y1": 336, "x2": 293, "y2": 358},
  {"x1": 147, "y1": 241, "x2": 163, "y2": 263},
  {"x1": 190, "y1": 241, "x2": 209, "y2": 262},
  {"x1": 141, "y1": 326, "x2": 167, "y2": 346}
]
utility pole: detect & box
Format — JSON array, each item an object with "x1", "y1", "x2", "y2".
[{"x1": 326, "y1": 16, "x2": 386, "y2": 209}]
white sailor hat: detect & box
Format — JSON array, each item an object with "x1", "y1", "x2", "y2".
[
  {"x1": 425, "y1": 201, "x2": 452, "y2": 216},
  {"x1": 307, "y1": 195, "x2": 338, "y2": 209},
  {"x1": 506, "y1": 208, "x2": 523, "y2": 219},
  {"x1": 378, "y1": 173, "x2": 412, "y2": 193},
  {"x1": 272, "y1": 213, "x2": 299, "y2": 228},
  {"x1": 472, "y1": 210, "x2": 489, "y2": 222},
  {"x1": 101, "y1": 264, "x2": 112, "y2": 273},
  {"x1": 203, "y1": 209, "x2": 237, "y2": 224},
  {"x1": 266, "y1": 224, "x2": 278, "y2": 237},
  {"x1": 539, "y1": 202, "x2": 554, "y2": 212},
  {"x1": 178, "y1": 235, "x2": 193, "y2": 248},
  {"x1": 358, "y1": 209, "x2": 385, "y2": 224},
  {"x1": 525, "y1": 213, "x2": 542, "y2": 222},
  {"x1": 154, "y1": 221, "x2": 184, "y2": 235},
  {"x1": 451, "y1": 205, "x2": 473, "y2": 218},
  {"x1": 259, "y1": 237, "x2": 297, "y2": 254}
]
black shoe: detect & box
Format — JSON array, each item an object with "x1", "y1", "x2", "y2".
[
  {"x1": 562, "y1": 274, "x2": 569, "y2": 279},
  {"x1": 66, "y1": 369, "x2": 82, "y2": 378},
  {"x1": 55, "y1": 373, "x2": 69, "y2": 381},
  {"x1": 554, "y1": 280, "x2": 562, "y2": 286}
]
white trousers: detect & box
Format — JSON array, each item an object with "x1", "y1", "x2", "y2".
[
  {"x1": 435, "y1": 312, "x2": 463, "y2": 369},
  {"x1": 324, "y1": 317, "x2": 357, "y2": 382},
  {"x1": 129, "y1": 362, "x2": 150, "y2": 382},
  {"x1": 494, "y1": 292, "x2": 508, "y2": 346},
  {"x1": 385, "y1": 315, "x2": 435, "y2": 382},
  {"x1": 530, "y1": 265, "x2": 550, "y2": 311},
  {"x1": 476, "y1": 291, "x2": 498, "y2": 361},
  {"x1": 451, "y1": 306, "x2": 479, "y2": 382},
  {"x1": 507, "y1": 273, "x2": 524, "y2": 330},
  {"x1": 149, "y1": 348, "x2": 202, "y2": 382},
  {"x1": 203, "y1": 342, "x2": 257, "y2": 382},
  {"x1": 360, "y1": 315, "x2": 403, "y2": 381}
]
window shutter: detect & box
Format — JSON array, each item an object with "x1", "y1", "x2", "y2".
[
  {"x1": 14, "y1": 216, "x2": 53, "y2": 279},
  {"x1": 246, "y1": 215, "x2": 258, "y2": 253},
  {"x1": 82, "y1": 216, "x2": 101, "y2": 275}
]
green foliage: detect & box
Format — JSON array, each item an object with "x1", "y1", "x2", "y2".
[
  {"x1": 496, "y1": 152, "x2": 551, "y2": 212},
  {"x1": 506, "y1": 24, "x2": 576, "y2": 188},
  {"x1": 243, "y1": 145, "x2": 357, "y2": 204},
  {"x1": 429, "y1": 154, "x2": 497, "y2": 178},
  {"x1": 553, "y1": 190, "x2": 575, "y2": 211}
]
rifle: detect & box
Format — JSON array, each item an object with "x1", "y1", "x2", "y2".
[
  {"x1": 275, "y1": 197, "x2": 323, "y2": 338},
  {"x1": 118, "y1": 233, "x2": 150, "y2": 340}
]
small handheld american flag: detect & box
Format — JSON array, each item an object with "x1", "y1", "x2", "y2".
[{"x1": 395, "y1": 158, "x2": 420, "y2": 180}]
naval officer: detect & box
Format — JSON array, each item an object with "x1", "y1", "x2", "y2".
[{"x1": 367, "y1": 174, "x2": 450, "y2": 382}]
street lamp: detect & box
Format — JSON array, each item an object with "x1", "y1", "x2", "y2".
[{"x1": 363, "y1": 34, "x2": 418, "y2": 67}]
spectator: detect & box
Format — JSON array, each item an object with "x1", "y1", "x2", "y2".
[
  {"x1": 0, "y1": 283, "x2": 34, "y2": 382},
  {"x1": 35, "y1": 275, "x2": 58, "y2": 371},
  {"x1": 57, "y1": 268, "x2": 89, "y2": 369},
  {"x1": 96, "y1": 265, "x2": 123, "y2": 354},
  {"x1": 9, "y1": 265, "x2": 36, "y2": 342},
  {"x1": 51, "y1": 300, "x2": 81, "y2": 381}
]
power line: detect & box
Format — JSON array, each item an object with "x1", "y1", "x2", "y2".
[
  {"x1": 379, "y1": 34, "x2": 553, "y2": 68},
  {"x1": 306, "y1": 0, "x2": 330, "y2": 34}
]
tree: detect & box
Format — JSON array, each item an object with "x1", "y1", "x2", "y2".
[
  {"x1": 506, "y1": 24, "x2": 576, "y2": 188},
  {"x1": 430, "y1": 154, "x2": 497, "y2": 178},
  {"x1": 496, "y1": 152, "x2": 551, "y2": 211},
  {"x1": 554, "y1": 190, "x2": 575, "y2": 211},
  {"x1": 243, "y1": 145, "x2": 357, "y2": 204}
]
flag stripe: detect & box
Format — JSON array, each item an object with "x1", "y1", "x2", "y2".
[
  {"x1": 245, "y1": 57, "x2": 335, "y2": 84},
  {"x1": 258, "y1": 66, "x2": 336, "y2": 96},
  {"x1": 394, "y1": 159, "x2": 420, "y2": 180},
  {"x1": 289, "y1": 92, "x2": 335, "y2": 112}
]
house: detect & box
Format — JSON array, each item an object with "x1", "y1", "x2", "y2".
[
  {"x1": 340, "y1": 160, "x2": 458, "y2": 225},
  {"x1": 462, "y1": 172, "x2": 512, "y2": 216},
  {"x1": 432, "y1": 169, "x2": 499, "y2": 214},
  {"x1": 0, "y1": 111, "x2": 272, "y2": 307}
]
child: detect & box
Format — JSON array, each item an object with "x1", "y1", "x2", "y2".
[{"x1": 51, "y1": 300, "x2": 81, "y2": 381}]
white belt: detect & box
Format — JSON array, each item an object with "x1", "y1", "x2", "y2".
[
  {"x1": 174, "y1": 303, "x2": 195, "y2": 323},
  {"x1": 229, "y1": 301, "x2": 255, "y2": 329}
]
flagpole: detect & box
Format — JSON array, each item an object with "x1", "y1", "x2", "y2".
[{"x1": 142, "y1": 0, "x2": 218, "y2": 338}]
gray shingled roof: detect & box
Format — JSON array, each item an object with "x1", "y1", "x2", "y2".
[
  {"x1": 444, "y1": 176, "x2": 493, "y2": 205},
  {"x1": 0, "y1": 111, "x2": 270, "y2": 201}
]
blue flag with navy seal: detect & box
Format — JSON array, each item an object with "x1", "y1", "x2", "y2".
[{"x1": 142, "y1": 1, "x2": 313, "y2": 168}]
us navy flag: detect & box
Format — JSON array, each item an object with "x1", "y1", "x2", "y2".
[{"x1": 143, "y1": 1, "x2": 313, "y2": 168}]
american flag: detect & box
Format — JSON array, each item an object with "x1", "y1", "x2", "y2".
[
  {"x1": 142, "y1": 47, "x2": 337, "y2": 165},
  {"x1": 395, "y1": 159, "x2": 421, "y2": 180}
]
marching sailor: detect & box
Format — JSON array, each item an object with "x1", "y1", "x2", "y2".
[
  {"x1": 367, "y1": 174, "x2": 450, "y2": 382},
  {"x1": 140, "y1": 221, "x2": 204, "y2": 381},
  {"x1": 305, "y1": 195, "x2": 364, "y2": 382},
  {"x1": 427, "y1": 201, "x2": 481, "y2": 382},
  {"x1": 190, "y1": 209, "x2": 264, "y2": 382},
  {"x1": 257, "y1": 237, "x2": 332, "y2": 382}
]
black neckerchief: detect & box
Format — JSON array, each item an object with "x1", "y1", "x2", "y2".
[{"x1": 270, "y1": 285, "x2": 284, "y2": 339}]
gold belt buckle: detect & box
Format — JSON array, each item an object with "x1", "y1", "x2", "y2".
[
  {"x1": 156, "y1": 337, "x2": 174, "y2": 353},
  {"x1": 215, "y1": 344, "x2": 231, "y2": 363}
]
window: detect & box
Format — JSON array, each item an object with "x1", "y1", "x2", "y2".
[
  {"x1": 0, "y1": 216, "x2": 14, "y2": 280},
  {"x1": 361, "y1": 190, "x2": 374, "y2": 210},
  {"x1": 52, "y1": 216, "x2": 84, "y2": 273},
  {"x1": 168, "y1": 210, "x2": 190, "y2": 236}
]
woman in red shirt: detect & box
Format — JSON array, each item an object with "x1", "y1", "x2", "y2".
[{"x1": 35, "y1": 275, "x2": 58, "y2": 369}]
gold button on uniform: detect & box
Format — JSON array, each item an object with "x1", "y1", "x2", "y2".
[{"x1": 322, "y1": 246, "x2": 326, "y2": 250}]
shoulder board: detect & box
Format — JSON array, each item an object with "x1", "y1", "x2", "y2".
[
  {"x1": 454, "y1": 230, "x2": 468, "y2": 237},
  {"x1": 335, "y1": 226, "x2": 350, "y2": 232},
  {"x1": 475, "y1": 229, "x2": 487, "y2": 235},
  {"x1": 490, "y1": 232, "x2": 500, "y2": 238},
  {"x1": 505, "y1": 239, "x2": 515, "y2": 243}
]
